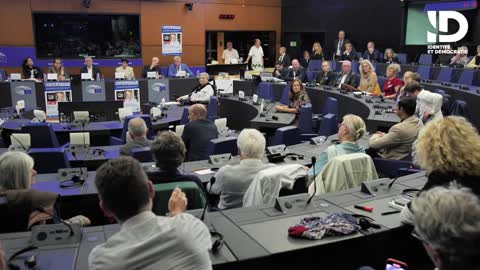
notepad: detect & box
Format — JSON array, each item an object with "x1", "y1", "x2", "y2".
[{"x1": 194, "y1": 168, "x2": 215, "y2": 175}]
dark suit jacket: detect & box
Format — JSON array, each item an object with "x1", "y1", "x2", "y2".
[
  {"x1": 80, "y1": 65, "x2": 102, "y2": 78},
  {"x1": 333, "y1": 38, "x2": 350, "y2": 56},
  {"x1": 142, "y1": 65, "x2": 163, "y2": 78},
  {"x1": 363, "y1": 50, "x2": 383, "y2": 63},
  {"x1": 299, "y1": 58, "x2": 309, "y2": 69},
  {"x1": 119, "y1": 138, "x2": 151, "y2": 156},
  {"x1": 277, "y1": 54, "x2": 291, "y2": 68},
  {"x1": 272, "y1": 68, "x2": 288, "y2": 79},
  {"x1": 334, "y1": 71, "x2": 358, "y2": 88},
  {"x1": 182, "y1": 119, "x2": 218, "y2": 161},
  {"x1": 316, "y1": 71, "x2": 335, "y2": 86},
  {"x1": 341, "y1": 50, "x2": 359, "y2": 62},
  {"x1": 283, "y1": 66, "x2": 307, "y2": 82}
]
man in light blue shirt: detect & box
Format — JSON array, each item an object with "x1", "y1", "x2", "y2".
[{"x1": 168, "y1": 56, "x2": 194, "y2": 77}]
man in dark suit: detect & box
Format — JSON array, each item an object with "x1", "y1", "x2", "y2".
[
  {"x1": 283, "y1": 59, "x2": 307, "y2": 82},
  {"x1": 333, "y1": 30, "x2": 350, "y2": 60},
  {"x1": 334, "y1": 60, "x2": 358, "y2": 89},
  {"x1": 120, "y1": 117, "x2": 152, "y2": 156},
  {"x1": 277, "y1": 46, "x2": 291, "y2": 68},
  {"x1": 181, "y1": 104, "x2": 218, "y2": 161},
  {"x1": 362, "y1": 41, "x2": 382, "y2": 63},
  {"x1": 341, "y1": 43, "x2": 359, "y2": 62},
  {"x1": 273, "y1": 61, "x2": 288, "y2": 79},
  {"x1": 80, "y1": 56, "x2": 102, "y2": 80},
  {"x1": 142, "y1": 56, "x2": 163, "y2": 78}
]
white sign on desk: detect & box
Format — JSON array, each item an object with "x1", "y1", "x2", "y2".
[
  {"x1": 81, "y1": 73, "x2": 92, "y2": 80},
  {"x1": 238, "y1": 91, "x2": 245, "y2": 100},
  {"x1": 47, "y1": 73, "x2": 58, "y2": 81},
  {"x1": 115, "y1": 72, "x2": 125, "y2": 80},
  {"x1": 215, "y1": 79, "x2": 233, "y2": 94},
  {"x1": 147, "y1": 72, "x2": 157, "y2": 79},
  {"x1": 252, "y1": 94, "x2": 258, "y2": 103},
  {"x1": 10, "y1": 73, "x2": 21, "y2": 80}
]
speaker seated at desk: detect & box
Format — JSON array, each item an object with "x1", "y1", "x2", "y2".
[
  {"x1": 80, "y1": 56, "x2": 102, "y2": 81},
  {"x1": 115, "y1": 59, "x2": 136, "y2": 80},
  {"x1": 167, "y1": 56, "x2": 194, "y2": 78},
  {"x1": 334, "y1": 61, "x2": 358, "y2": 89},
  {"x1": 176, "y1": 73, "x2": 215, "y2": 104}
]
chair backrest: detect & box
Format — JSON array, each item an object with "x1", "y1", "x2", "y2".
[
  {"x1": 436, "y1": 67, "x2": 454, "y2": 82},
  {"x1": 306, "y1": 70, "x2": 315, "y2": 83},
  {"x1": 416, "y1": 66, "x2": 432, "y2": 80},
  {"x1": 298, "y1": 103, "x2": 313, "y2": 134},
  {"x1": 280, "y1": 85, "x2": 290, "y2": 105},
  {"x1": 28, "y1": 148, "x2": 70, "y2": 174},
  {"x1": 256, "y1": 82, "x2": 275, "y2": 101},
  {"x1": 207, "y1": 136, "x2": 238, "y2": 156},
  {"x1": 279, "y1": 175, "x2": 308, "y2": 197},
  {"x1": 434, "y1": 89, "x2": 452, "y2": 116},
  {"x1": 373, "y1": 158, "x2": 413, "y2": 179},
  {"x1": 119, "y1": 114, "x2": 155, "y2": 143},
  {"x1": 270, "y1": 126, "x2": 300, "y2": 146},
  {"x1": 377, "y1": 76, "x2": 386, "y2": 89},
  {"x1": 450, "y1": 100, "x2": 470, "y2": 119},
  {"x1": 419, "y1": 54, "x2": 432, "y2": 65},
  {"x1": 397, "y1": 53, "x2": 407, "y2": 65},
  {"x1": 152, "y1": 181, "x2": 205, "y2": 215},
  {"x1": 310, "y1": 153, "x2": 378, "y2": 194},
  {"x1": 329, "y1": 61, "x2": 339, "y2": 72},
  {"x1": 131, "y1": 146, "x2": 153, "y2": 163},
  {"x1": 180, "y1": 107, "x2": 190, "y2": 125},
  {"x1": 207, "y1": 96, "x2": 219, "y2": 121},
  {"x1": 21, "y1": 123, "x2": 60, "y2": 148},
  {"x1": 456, "y1": 69, "x2": 475, "y2": 85},
  {"x1": 351, "y1": 61, "x2": 360, "y2": 75},
  {"x1": 321, "y1": 97, "x2": 338, "y2": 116},
  {"x1": 318, "y1": 113, "x2": 338, "y2": 137},
  {"x1": 308, "y1": 60, "x2": 322, "y2": 70}
]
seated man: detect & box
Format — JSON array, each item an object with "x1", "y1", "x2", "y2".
[
  {"x1": 120, "y1": 117, "x2": 151, "y2": 156},
  {"x1": 80, "y1": 56, "x2": 102, "y2": 80},
  {"x1": 341, "y1": 42, "x2": 359, "y2": 62},
  {"x1": 115, "y1": 58, "x2": 135, "y2": 80},
  {"x1": 283, "y1": 59, "x2": 307, "y2": 82},
  {"x1": 277, "y1": 46, "x2": 291, "y2": 68},
  {"x1": 89, "y1": 157, "x2": 212, "y2": 270},
  {"x1": 167, "y1": 56, "x2": 194, "y2": 77},
  {"x1": 362, "y1": 41, "x2": 382, "y2": 63},
  {"x1": 405, "y1": 81, "x2": 443, "y2": 123},
  {"x1": 182, "y1": 104, "x2": 218, "y2": 161},
  {"x1": 272, "y1": 61, "x2": 287, "y2": 79},
  {"x1": 142, "y1": 56, "x2": 162, "y2": 78},
  {"x1": 208, "y1": 129, "x2": 275, "y2": 209},
  {"x1": 148, "y1": 131, "x2": 204, "y2": 192},
  {"x1": 368, "y1": 97, "x2": 423, "y2": 160},
  {"x1": 334, "y1": 60, "x2": 358, "y2": 89},
  {"x1": 411, "y1": 185, "x2": 480, "y2": 270}
]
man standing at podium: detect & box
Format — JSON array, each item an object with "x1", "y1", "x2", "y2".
[
  {"x1": 80, "y1": 56, "x2": 102, "y2": 80},
  {"x1": 222, "y1": 41, "x2": 239, "y2": 64}
]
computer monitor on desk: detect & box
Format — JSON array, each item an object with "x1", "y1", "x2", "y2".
[{"x1": 59, "y1": 101, "x2": 123, "y2": 121}]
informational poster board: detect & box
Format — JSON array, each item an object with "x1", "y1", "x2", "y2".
[
  {"x1": 148, "y1": 79, "x2": 170, "y2": 103},
  {"x1": 44, "y1": 81, "x2": 72, "y2": 118},
  {"x1": 162, "y1": 26, "x2": 182, "y2": 56},
  {"x1": 114, "y1": 80, "x2": 140, "y2": 113}
]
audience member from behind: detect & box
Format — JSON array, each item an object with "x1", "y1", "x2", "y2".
[
  {"x1": 396, "y1": 71, "x2": 420, "y2": 103},
  {"x1": 335, "y1": 60, "x2": 358, "y2": 89},
  {"x1": 120, "y1": 117, "x2": 151, "y2": 156},
  {"x1": 48, "y1": 58, "x2": 69, "y2": 80},
  {"x1": 89, "y1": 157, "x2": 212, "y2": 270},
  {"x1": 274, "y1": 79, "x2": 309, "y2": 114},
  {"x1": 182, "y1": 104, "x2": 218, "y2": 161},
  {"x1": 383, "y1": 63, "x2": 404, "y2": 99},
  {"x1": 309, "y1": 114, "x2": 366, "y2": 177},
  {"x1": 0, "y1": 152, "x2": 89, "y2": 230},
  {"x1": 466, "y1": 44, "x2": 480, "y2": 68},
  {"x1": 284, "y1": 59, "x2": 306, "y2": 82},
  {"x1": 383, "y1": 48, "x2": 400, "y2": 64},
  {"x1": 405, "y1": 81, "x2": 443, "y2": 123},
  {"x1": 316, "y1": 60, "x2": 335, "y2": 86},
  {"x1": 362, "y1": 41, "x2": 382, "y2": 63},
  {"x1": 208, "y1": 129, "x2": 275, "y2": 209},
  {"x1": 411, "y1": 185, "x2": 480, "y2": 270},
  {"x1": 369, "y1": 97, "x2": 423, "y2": 160},
  {"x1": 22, "y1": 57, "x2": 43, "y2": 80},
  {"x1": 148, "y1": 131, "x2": 204, "y2": 191},
  {"x1": 357, "y1": 60, "x2": 379, "y2": 94}
]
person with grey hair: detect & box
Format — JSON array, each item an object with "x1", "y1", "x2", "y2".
[
  {"x1": 450, "y1": 46, "x2": 469, "y2": 66},
  {"x1": 208, "y1": 129, "x2": 275, "y2": 209},
  {"x1": 176, "y1": 72, "x2": 214, "y2": 103},
  {"x1": 148, "y1": 131, "x2": 205, "y2": 192},
  {"x1": 309, "y1": 114, "x2": 367, "y2": 177},
  {"x1": 334, "y1": 60, "x2": 358, "y2": 89},
  {"x1": 167, "y1": 56, "x2": 194, "y2": 77},
  {"x1": 411, "y1": 184, "x2": 480, "y2": 270},
  {"x1": 0, "y1": 152, "x2": 37, "y2": 190},
  {"x1": 120, "y1": 117, "x2": 152, "y2": 156},
  {"x1": 466, "y1": 44, "x2": 480, "y2": 68},
  {"x1": 80, "y1": 56, "x2": 102, "y2": 80}
]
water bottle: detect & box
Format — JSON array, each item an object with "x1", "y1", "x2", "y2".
[
  {"x1": 96, "y1": 72, "x2": 100, "y2": 81},
  {"x1": 196, "y1": 70, "x2": 200, "y2": 78}
]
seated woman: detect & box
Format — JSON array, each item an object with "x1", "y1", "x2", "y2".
[
  {"x1": 0, "y1": 152, "x2": 90, "y2": 232},
  {"x1": 176, "y1": 72, "x2": 214, "y2": 104},
  {"x1": 22, "y1": 56, "x2": 43, "y2": 80},
  {"x1": 396, "y1": 71, "x2": 420, "y2": 104},
  {"x1": 47, "y1": 58, "x2": 70, "y2": 81},
  {"x1": 311, "y1": 42, "x2": 324, "y2": 60},
  {"x1": 274, "y1": 79, "x2": 309, "y2": 114},
  {"x1": 316, "y1": 61, "x2": 335, "y2": 86},
  {"x1": 148, "y1": 131, "x2": 205, "y2": 193},
  {"x1": 450, "y1": 46, "x2": 469, "y2": 66},
  {"x1": 357, "y1": 59, "x2": 379, "y2": 94},
  {"x1": 401, "y1": 116, "x2": 480, "y2": 223},
  {"x1": 383, "y1": 48, "x2": 400, "y2": 64},
  {"x1": 309, "y1": 114, "x2": 366, "y2": 177},
  {"x1": 299, "y1": 50, "x2": 311, "y2": 69},
  {"x1": 466, "y1": 44, "x2": 480, "y2": 68},
  {"x1": 384, "y1": 63, "x2": 404, "y2": 99}
]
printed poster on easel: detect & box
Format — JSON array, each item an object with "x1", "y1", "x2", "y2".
[
  {"x1": 114, "y1": 80, "x2": 141, "y2": 113},
  {"x1": 162, "y1": 25, "x2": 182, "y2": 56},
  {"x1": 44, "y1": 81, "x2": 72, "y2": 118}
]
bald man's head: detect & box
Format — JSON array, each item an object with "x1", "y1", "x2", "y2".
[
  {"x1": 188, "y1": 104, "x2": 207, "y2": 121},
  {"x1": 128, "y1": 117, "x2": 148, "y2": 139},
  {"x1": 292, "y1": 59, "x2": 300, "y2": 70}
]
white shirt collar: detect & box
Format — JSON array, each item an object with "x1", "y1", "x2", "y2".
[{"x1": 121, "y1": 211, "x2": 156, "y2": 229}]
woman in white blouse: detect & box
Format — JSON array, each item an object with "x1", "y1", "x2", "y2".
[
  {"x1": 244, "y1": 38, "x2": 264, "y2": 71},
  {"x1": 176, "y1": 72, "x2": 214, "y2": 103}
]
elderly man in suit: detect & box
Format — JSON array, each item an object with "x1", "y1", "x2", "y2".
[
  {"x1": 283, "y1": 59, "x2": 307, "y2": 82},
  {"x1": 334, "y1": 60, "x2": 358, "y2": 89},
  {"x1": 167, "y1": 56, "x2": 194, "y2": 77},
  {"x1": 369, "y1": 97, "x2": 423, "y2": 160},
  {"x1": 80, "y1": 56, "x2": 102, "y2": 80}
]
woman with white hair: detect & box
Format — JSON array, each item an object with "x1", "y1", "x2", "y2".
[
  {"x1": 207, "y1": 129, "x2": 276, "y2": 209},
  {"x1": 383, "y1": 48, "x2": 399, "y2": 64},
  {"x1": 384, "y1": 63, "x2": 404, "y2": 99},
  {"x1": 176, "y1": 72, "x2": 214, "y2": 103},
  {"x1": 450, "y1": 46, "x2": 469, "y2": 66},
  {"x1": 309, "y1": 114, "x2": 367, "y2": 177},
  {"x1": 0, "y1": 152, "x2": 37, "y2": 190}
]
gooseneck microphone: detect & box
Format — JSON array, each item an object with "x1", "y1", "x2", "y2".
[
  {"x1": 307, "y1": 156, "x2": 317, "y2": 204},
  {"x1": 35, "y1": 208, "x2": 75, "y2": 236},
  {"x1": 201, "y1": 176, "x2": 216, "y2": 221}
]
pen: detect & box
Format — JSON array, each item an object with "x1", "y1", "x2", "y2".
[
  {"x1": 354, "y1": 204, "x2": 373, "y2": 212},
  {"x1": 381, "y1": 210, "x2": 401, "y2": 216}
]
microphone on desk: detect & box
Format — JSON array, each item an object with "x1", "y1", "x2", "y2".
[
  {"x1": 387, "y1": 177, "x2": 400, "y2": 191},
  {"x1": 199, "y1": 176, "x2": 225, "y2": 253},
  {"x1": 34, "y1": 207, "x2": 75, "y2": 236},
  {"x1": 201, "y1": 176, "x2": 216, "y2": 221},
  {"x1": 307, "y1": 156, "x2": 317, "y2": 204}
]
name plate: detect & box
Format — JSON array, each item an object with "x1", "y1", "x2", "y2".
[
  {"x1": 115, "y1": 72, "x2": 126, "y2": 80},
  {"x1": 10, "y1": 73, "x2": 21, "y2": 80},
  {"x1": 176, "y1": 70, "x2": 186, "y2": 77},
  {"x1": 238, "y1": 91, "x2": 245, "y2": 100},
  {"x1": 147, "y1": 72, "x2": 157, "y2": 79},
  {"x1": 47, "y1": 73, "x2": 58, "y2": 81},
  {"x1": 81, "y1": 73, "x2": 92, "y2": 80}
]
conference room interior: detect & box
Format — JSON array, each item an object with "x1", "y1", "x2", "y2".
[{"x1": 1, "y1": 0, "x2": 480, "y2": 270}]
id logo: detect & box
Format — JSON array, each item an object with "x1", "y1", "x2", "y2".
[
  {"x1": 427, "y1": 11, "x2": 469, "y2": 43},
  {"x1": 14, "y1": 86, "x2": 33, "y2": 95},
  {"x1": 86, "y1": 85, "x2": 103, "y2": 94}
]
